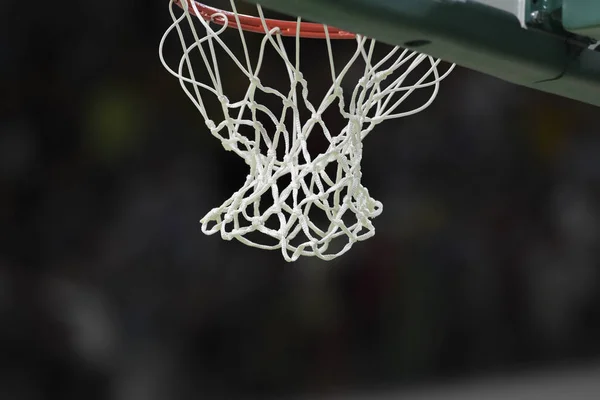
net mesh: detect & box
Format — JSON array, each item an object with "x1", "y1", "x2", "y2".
[{"x1": 159, "y1": 0, "x2": 454, "y2": 261}]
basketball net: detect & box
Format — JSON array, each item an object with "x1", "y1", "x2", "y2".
[{"x1": 159, "y1": 0, "x2": 454, "y2": 261}]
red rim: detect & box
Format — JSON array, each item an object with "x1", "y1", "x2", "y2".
[{"x1": 174, "y1": 0, "x2": 356, "y2": 39}]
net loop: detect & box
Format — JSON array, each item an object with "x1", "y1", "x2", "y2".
[{"x1": 159, "y1": 0, "x2": 455, "y2": 261}]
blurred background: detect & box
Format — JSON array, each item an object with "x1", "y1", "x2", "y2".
[{"x1": 2, "y1": 1, "x2": 600, "y2": 399}]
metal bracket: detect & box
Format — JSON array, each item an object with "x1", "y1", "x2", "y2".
[
  {"x1": 525, "y1": 0, "x2": 596, "y2": 46},
  {"x1": 526, "y1": 0, "x2": 562, "y2": 26},
  {"x1": 562, "y1": 0, "x2": 600, "y2": 42}
]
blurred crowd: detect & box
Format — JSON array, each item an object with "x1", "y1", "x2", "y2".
[{"x1": 1, "y1": 1, "x2": 600, "y2": 399}]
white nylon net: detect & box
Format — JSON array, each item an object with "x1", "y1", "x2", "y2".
[{"x1": 159, "y1": 0, "x2": 454, "y2": 262}]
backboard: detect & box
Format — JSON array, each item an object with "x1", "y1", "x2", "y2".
[{"x1": 243, "y1": 0, "x2": 600, "y2": 107}]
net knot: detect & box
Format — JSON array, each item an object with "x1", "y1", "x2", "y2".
[
  {"x1": 282, "y1": 98, "x2": 295, "y2": 109},
  {"x1": 217, "y1": 94, "x2": 229, "y2": 105},
  {"x1": 205, "y1": 119, "x2": 217, "y2": 131},
  {"x1": 249, "y1": 76, "x2": 261, "y2": 88},
  {"x1": 221, "y1": 139, "x2": 236, "y2": 151}
]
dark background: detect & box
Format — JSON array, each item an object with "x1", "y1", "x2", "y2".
[{"x1": 1, "y1": 1, "x2": 600, "y2": 399}]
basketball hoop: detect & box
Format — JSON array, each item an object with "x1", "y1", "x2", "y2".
[{"x1": 159, "y1": 0, "x2": 455, "y2": 262}]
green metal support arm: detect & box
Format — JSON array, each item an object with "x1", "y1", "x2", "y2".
[{"x1": 244, "y1": 0, "x2": 600, "y2": 106}]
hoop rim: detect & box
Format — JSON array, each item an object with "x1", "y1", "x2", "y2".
[{"x1": 174, "y1": 0, "x2": 356, "y2": 39}]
